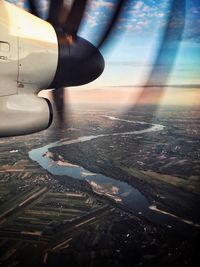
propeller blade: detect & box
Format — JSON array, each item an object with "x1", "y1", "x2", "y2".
[
  {"x1": 52, "y1": 87, "x2": 65, "y2": 126},
  {"x1": 47, "y1": 0, "x2": 64, "y2": 27},
  {"x1": 28, "y1": 0, "x2": 40, "y2": 17},
  {"x1": 146, "y1": 0, "x2": 186, "y2": 87},
  {"x1": 136, "y1": 0, "x2": 186, "y2": 109},
  {"x1": 63, "y1": 0, "x2": 87, "y2": 36},
  {"x1": 95, "y1": 0, "x2": 127, "y2": 49}
]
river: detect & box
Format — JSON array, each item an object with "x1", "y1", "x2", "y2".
[{"x1": 29, "y1": 116, "x2": 199, "y2": 233}]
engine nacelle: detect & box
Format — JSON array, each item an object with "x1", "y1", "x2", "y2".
[
  {"x1": 0, "y1": 1, "x2": 104, "y2": 137},
  {"x1": 0, "y1": 94, "x2": 53, "y2": 137}
]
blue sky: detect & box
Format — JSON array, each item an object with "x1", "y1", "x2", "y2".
[
  {"x1": 80, "y1": 0, "x2": 200, "y2": 87},
  {"x1": 7, "y1": 0, "x2": 200, "y2": 88}
]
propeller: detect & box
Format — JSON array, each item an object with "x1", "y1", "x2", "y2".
[
  {"x1": 52, "y1": 87, "x2": 65, "y2": 125},
  {"x1": 27, "y1": 0, "x2": 102, "y2": 127},
  {"x1": 26, "y1": 0, "x2": 129, "y2": 127},
  {"x1": 47, "y1": 0, "x2": 64, "y2": 27},
  {"x1": 95, "y1": 0, "x2": 127, "y2": 49},
  {"x1": 27, "y1": 0, "x2": 185, "y2": 127},
  {"x1": 28, "y1": 0, "x2": 39, "y2": 17},
  {"x1": 63, "y1": 0, "x2": 87, "y2": 37},
  {"x1": 135, "y1": 0, "x2": 186, "y2": 113},
  {"x1": 48, "y1": 0, "x2": 89, "y2": 127}
]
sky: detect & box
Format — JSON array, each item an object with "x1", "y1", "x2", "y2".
[{"x1": 6, "y1": 0, "x2": 200, "y2": 105}]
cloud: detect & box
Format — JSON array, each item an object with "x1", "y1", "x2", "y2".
[
  {"x1": 134, "y1": 1, "x2": 144, "y2": 10},
  {"x1": 85, "y1": 12, "x2": 98, "y2": 28},
  {"x1": 89, "y1": 0, "x2": 114, "y2": 9},
  {"x1": 83, "y1": 0, "x2": 116, "y2": 29}
]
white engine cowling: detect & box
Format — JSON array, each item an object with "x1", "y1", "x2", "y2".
[
  {"x1": 0, "y1": 94, "x2": 53, "y2": 137},
  {"x1": 0, "y1": 1, "x2": 57, "y2": 137}
]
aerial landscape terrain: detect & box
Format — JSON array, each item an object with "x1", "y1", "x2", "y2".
[
  {"x1": 0, "y1": 103, "x2": 199, "y2": 267},
  {"x1": 1, "y1": 0, "x2": 199, "y2": 266}
]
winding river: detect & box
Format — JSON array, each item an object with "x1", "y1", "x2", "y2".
[{"x1": 29, "y1": 116, "x2": 199, "y2": 233}]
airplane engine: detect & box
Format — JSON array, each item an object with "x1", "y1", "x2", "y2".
[
  {"x1": 0, "y1": 0, "x2": 104, "y2": 137},
  {"x1": 0, "y1": 94, "x2": 52, "y2": 137}
]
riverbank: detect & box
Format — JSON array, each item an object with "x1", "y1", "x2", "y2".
[{"x1": 29, "y1": 115, "x2": 200, "y2": 231}]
